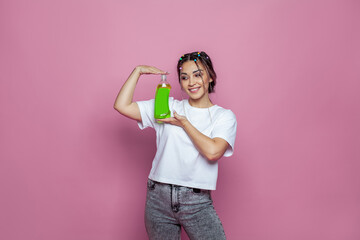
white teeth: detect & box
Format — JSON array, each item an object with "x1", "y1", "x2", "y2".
[{"x1": 189, "y1": 87, "x2": 200, "y2": 92}]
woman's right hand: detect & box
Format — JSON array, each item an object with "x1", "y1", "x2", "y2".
[{"x1": 135, "y1": 65, "x2": 169, "y2": 75}]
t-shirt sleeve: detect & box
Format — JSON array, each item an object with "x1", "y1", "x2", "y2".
[
  {"x1": 136, "y1": 99, "x2": 156, "y2": 129},
  {"x1": 211, "y1": 110, "x2": 237, "y2": 157}
]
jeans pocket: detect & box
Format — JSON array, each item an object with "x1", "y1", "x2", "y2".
[{"x1": 147, "y1": 179, "x2": 156, "y2": 190}]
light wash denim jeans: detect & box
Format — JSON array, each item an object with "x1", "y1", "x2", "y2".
[{"x1": 145, "y1": 178, "x2": 226, "y2": 240}]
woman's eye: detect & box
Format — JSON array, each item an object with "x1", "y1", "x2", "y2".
[
  {"x1": 195, "y1": 73, "x2": 201, "y2": 77},
  {"x1": 181, "y1": 77, "x2": 187, "y2": 80}
]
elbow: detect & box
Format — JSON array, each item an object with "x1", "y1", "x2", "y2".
[
  {"x1": 204, "y1": 140, "x2": 229, "y2": 161},
  {"x1": 114, "y1": 105, "x2": 120, "y2": 113},
  {"x1": 114, "y1": 104, "x2": 124, "y2": 114},
  {"x1": 204, "y1": 151, "x2": 223, "y2": 162},
  {"x1": 204, "y1": 145, "x2": 227, "y2": 161}
]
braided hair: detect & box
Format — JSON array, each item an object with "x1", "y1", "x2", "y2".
[{"x1": 177, "y1": 51, "x2": 217, "y2": 93}]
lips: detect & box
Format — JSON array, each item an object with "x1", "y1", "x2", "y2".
[{"x1": 189, "y1": 87, "x2": 201, "y2": 93}]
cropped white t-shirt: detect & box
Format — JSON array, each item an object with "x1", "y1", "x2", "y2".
[{"x1": 136, "y1": 97, "x2": 237, "y2": 190}]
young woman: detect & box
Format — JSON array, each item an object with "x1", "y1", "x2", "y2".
[{"x1": 114, "y1": 51, "x2": 237, "y2": 240}]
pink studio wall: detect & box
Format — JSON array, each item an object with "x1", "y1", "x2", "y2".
[{"x1": 1, "y1": 0, "x2": 359, "y2": 239}]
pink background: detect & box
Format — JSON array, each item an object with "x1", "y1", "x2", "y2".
[{"x1": 1, "y1": 0, "x2": 360, "y2": 239}]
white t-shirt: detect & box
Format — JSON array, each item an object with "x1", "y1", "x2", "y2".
[{"x1": 136, "y1": 97, "x2": 237, "y2": 190}]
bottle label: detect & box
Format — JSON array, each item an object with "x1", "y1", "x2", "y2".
[{"x1": 154, "y1": 86, "x2": 171, "y2": 120}]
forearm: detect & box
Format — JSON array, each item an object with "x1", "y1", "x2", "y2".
[{"x1": 182, "y1": 120, "x2": 227, "y2": 161}]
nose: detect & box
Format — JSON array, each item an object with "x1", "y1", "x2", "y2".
[{"x1": 188, "y1": 76, "x2": 196, "y2": 86}]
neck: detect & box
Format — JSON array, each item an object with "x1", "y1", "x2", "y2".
[{"x1": 188, "y1": 96, "x2": 214, "y2": 108}]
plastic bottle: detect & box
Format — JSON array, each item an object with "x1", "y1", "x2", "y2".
[{"x1": 154, "y1": 74, "x2": 171, "y2": 121}]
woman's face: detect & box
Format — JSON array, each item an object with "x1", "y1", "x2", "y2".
[{"x1": 179, "y1": 61, "x2": 213, "y2": 101}]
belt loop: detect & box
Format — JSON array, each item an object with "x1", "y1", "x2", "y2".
[{"x1": 147, "y1": 179, "x2": 155, "y2": 190}]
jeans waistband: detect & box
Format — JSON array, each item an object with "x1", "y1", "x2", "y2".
[{"x1": 149, "y1": 179, "x2": 203, "y2": 193}]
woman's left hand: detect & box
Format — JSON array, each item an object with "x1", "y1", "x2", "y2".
[{"x1": 156, "y1": 111, "x2": 188, "y2": 128}]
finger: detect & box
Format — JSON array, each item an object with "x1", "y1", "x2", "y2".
[
  {"x1": 140, "y1": 66, "x2": 168, "y2": 75},
  {"x1": 156, "y1": 118, "x2": 166, "y2": 122},
  {"x1": 173, "y1": 111, "x2": 184, "y2": 119},
  {"x1": 156, "y1": 117, "x2": 174, "y2": 123},
  {"x1": 173, "y1": 111, "x2": 179, "y2": 119},
  {"x1": 150, "y1": 67, "x2": 168, "y2": 75}
]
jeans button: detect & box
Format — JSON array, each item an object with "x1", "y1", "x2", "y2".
[{"x1": 172, "y1": 204, "x2": 179, "y2": 212}]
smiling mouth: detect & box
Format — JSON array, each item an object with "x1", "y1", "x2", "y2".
[{"x1": 189, "y1": 87, "x2": 201, "y2": 93}]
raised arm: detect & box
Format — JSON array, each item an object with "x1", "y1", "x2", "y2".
[{"x1": 113, "y1": 65, "x2": 167, "y2": 121}]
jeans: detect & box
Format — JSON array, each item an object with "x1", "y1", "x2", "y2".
[{"x1": 145, "y1": 179, "x2": 226, "y2": 240}]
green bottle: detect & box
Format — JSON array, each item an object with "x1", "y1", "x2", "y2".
[{"x1": 154, "y1": 74, "x2": 171, "y2": 122}]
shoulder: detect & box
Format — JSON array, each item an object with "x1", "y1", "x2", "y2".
[
  {"x1": 137, "y1": 98, "x2": 155, "y2": 104},
  {"x1": 136, "y1": 98, "x2": 155, "y2": 110},
  {"x1": 212, "y1": 105, "x2": 237, "y2": 122}
]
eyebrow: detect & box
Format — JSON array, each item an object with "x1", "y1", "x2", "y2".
[{"x1": 180, "y1": 69, "x2": 203, "y2": 75}]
